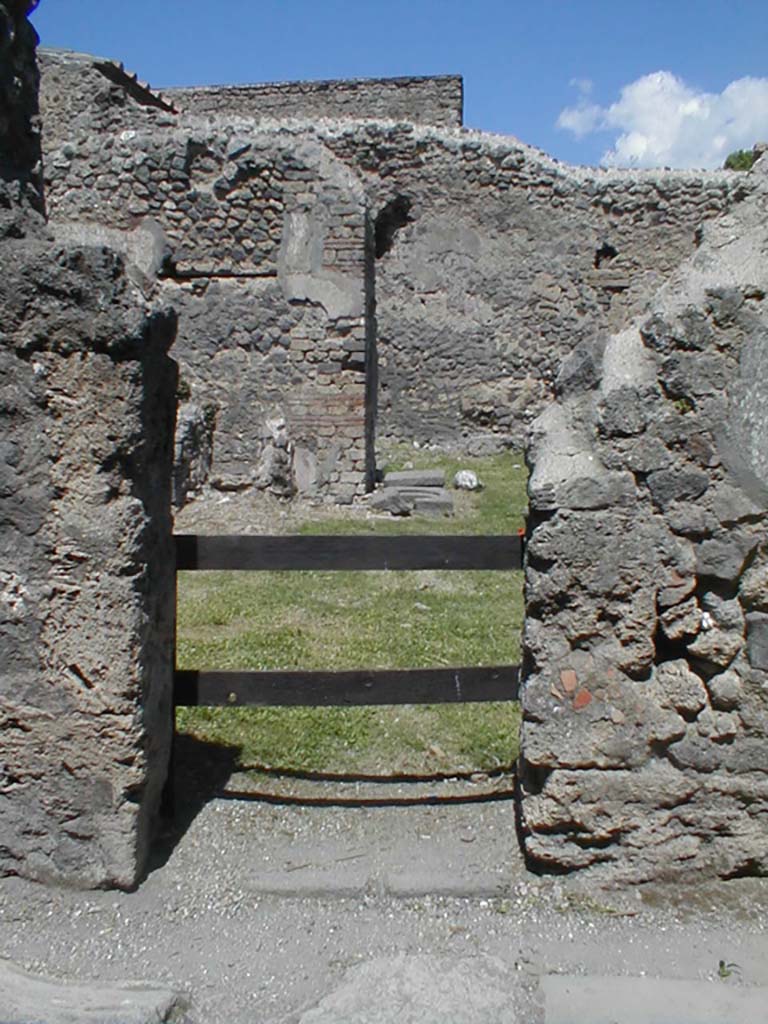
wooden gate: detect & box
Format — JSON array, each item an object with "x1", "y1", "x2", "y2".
[{"x1": 173, "y1": 532, "x2": 524, "y2": 709}]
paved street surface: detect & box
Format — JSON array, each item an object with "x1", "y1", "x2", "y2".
[{"x1": 1, "y1": 776, "x2": 767, "y2": 1023}]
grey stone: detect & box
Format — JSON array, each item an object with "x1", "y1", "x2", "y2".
[
  {"x1": 688, "y1": 627, "x2": 743, "y2": 669},
  {"x1": 383, "y1": 486, "x2": 454, "y2": 516},
  {"x1": 746, "y1": 612, "x2": 768, "y2": 671},
  {"x1": 696, "y1": 531, "x2": 759, "y2": 580},
  {"x1": 368, "y1": 487, "x2": 415, "y2": 516},
  {"x1": 653, "y1": 659, "x2": 708, "y2": 716},
  {"x1": 173, "y1": 401, "x2": 215, "y2": 507},
  {"x1": 298, "y1": 954, "x2": 533, "y2": 1024},
  {"x1": 647, "y1": 466, "x2": 709, "y2": 508},
  {"x1": 383, "y1": 469, "x2": 446, "y2": 488},
  {"x1": 555, "y1": 339, "x2": 603, "y2": 396},
  {"x1": 701, "y1": 592, "x2": 744, "y2": 632},
  {"x1": 660, "y1": 596, "x2": 700, "y2": 641},
  {"x1": 543, "y1": 973, "x2": 768, "y2": 1024},
  {"x1": 557, "y1": 469, "x2": 636, "y2": 510},
  {"x1": 740, "y1": 556, "x2": 768, "y2": 611},
  {"x1": 597, "y1": 386, "x2": 649, "y2": 437},
  {"x1": 0, "y1": 959, "x2": 190, "y2": 1024},
  {"x1": 705, "y1": 669, "x2": 743, "y2": 709}
]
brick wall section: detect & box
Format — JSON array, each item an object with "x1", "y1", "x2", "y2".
[{"x1": 165, "y1": 74, "x2": 463, "y2": 128}]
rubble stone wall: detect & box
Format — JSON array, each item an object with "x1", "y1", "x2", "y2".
[
  {"x1": 1, "y1": 8, "x2": 178, "y2": 889},
  {"x1": 519, "y1": 167, "x2": 768, "y2": 881},
  {"x1": 39, "y1": 55, "x2": 755, "y2": 482},
  {"x1": 41, "y1": 52, "x2": 374, "y2": 503},
  {"x1": 322, "y1": 123, "x2": 753, "y2": 451},
  {"x1": 164, "y1": 74, "x2": 463, "y2": 128}
]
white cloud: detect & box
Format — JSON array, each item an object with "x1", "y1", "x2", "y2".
[{"x1": 557, "y1": 70, "x2": 768, "y2": 168}]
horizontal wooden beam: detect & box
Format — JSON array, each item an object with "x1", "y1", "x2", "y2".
[
  {"x1": 174, "y1": 533, "x2": 524, "y2": 572},
  {"x1": 174, "y1": 665, "x2": 520, "y2": 707}
]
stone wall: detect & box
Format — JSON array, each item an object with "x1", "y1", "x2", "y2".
[
  {"x1": 0, "y1": 1, "x2": 45, "y2": 237},
  {"x1": 40, "y1": 53, "x2": 375, "y2": 503},
  {"x1": 321, "y1": 122, "x2": 752, "y2": 451},
  {"x1": 38, "y1": 58, "x2": 756, "y2": 481},
  {"x1": 1, "y1": 10, "x2": 178, "y2": 889},
  {"x1": 165, "y1": 74, "x2": 463, "y2": 128},
  {"x1": 518, "y1": 164, "x2": 768, "y2": 881}
]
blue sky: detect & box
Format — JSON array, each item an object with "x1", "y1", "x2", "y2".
[{"x1": 31, "y1": 0, "x2": 768, "y2": 168}]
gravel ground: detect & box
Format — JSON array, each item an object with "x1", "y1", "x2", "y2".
[{"x1": 2, "y1": 778, "x2": 767, "y2": 1023}]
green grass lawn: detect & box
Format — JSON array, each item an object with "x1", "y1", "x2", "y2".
[{"x1": 175, "y1": 448, "x2": 527, "y2": 776}]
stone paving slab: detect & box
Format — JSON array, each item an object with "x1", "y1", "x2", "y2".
[
  {"x1": 542, "y1": 973, "x2": 768, "y2": 1024},
  {"x1": 0, "y1": 958, "x2": 190, "y2": 1024},
  {"x1": 296, "y1": 953, "x2": 539, "y2": 1023}
]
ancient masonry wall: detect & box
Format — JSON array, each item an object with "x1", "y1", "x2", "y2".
[
  {"x1": 38, "y1": 51, "x2": 756, "y2": 504},
  {"x1": 519, "y1": 168, "x2": 768, "y2": 881},
  {"x1": 40, "y1": 51, "x2": 373, "y2": 504},
  {"x1": 321, "y1": 123, "x2": 753, "y2": 451},
  {"x1": 164, "y1": 74, "x2": 463, "y2": 128},
  {"x1": 1, "y1": 14, "x2": 178, "y2": 889}
]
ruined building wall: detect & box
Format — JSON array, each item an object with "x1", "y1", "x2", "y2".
[
  {"x1": 38, "y1": 52, "x2": 756, "y2": 497},
  {"x1": 321, "y1": 123, "x2": 751, "y2": 450},
  {"x1": 41, "y1": 108, "x2": 373, "y2": 503},
  {"x1": 164, "y1": 74, "x2": 463, "y2": 128},
  {"x1": 519, "y1": 166, "x2": 768, "y2": 881},
  {"x1": 0, "y1": 0, "x2": 45, "y2": 237},
  {"x1": 1, "y1": 13, "x2": 178, "y2": 889}
]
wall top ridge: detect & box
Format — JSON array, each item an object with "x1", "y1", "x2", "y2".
[
  {"x1": 165, "y1": 72, "x2": 463, "y2": 94},
  {"x1": 38, "y1": 46, "x2": 177, "y2": 113}
]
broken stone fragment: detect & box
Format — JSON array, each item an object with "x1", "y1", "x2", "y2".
[
  {"x1": 696, "y1": 708, "x2": 739, "y2": 741},
  {"x1": 701, "y1": 592, "x2": 744, "y2": 632},
  {"x1": 740, "y1": 556, "x2": 768, "y2": 611},
  {"x1": 368, "y1": 486, "x2": 454, "y2": 517},
  {"x1": 0, "y1": 959, "x2": 191, "y2": 1024},
  {"x1": 687, "y1": 627, "x2": 743, "y2": 669},
  {"x1": 646, "y1": 466, "x2": 709, "y2": 509},
  {"x1": 368, "y1": 487, "x2": 415, "y2": 516},
  {"x1": 696, "y1": 529, "x2": 760, "y2": 580},
  {"x1": 652, "y1": 659, "x2": 708, "y2": 716},
  {"x1": 659, "y1": 596, "x2": 700, "y2": 641}
]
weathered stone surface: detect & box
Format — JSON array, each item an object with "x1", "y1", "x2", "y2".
[
  {"x1": 368, "y1": 486, "x2": 454, "y2": 517},
  {"x1": 383, "y1": 469, "x2": 446, "y2": 488},
  {"x1": 0, "y1": 959, "x2": 191, "y2": 1024},
  {"x1": 520, "y1": 179, "x2": 768, "y2": 881},
  {"x1": 746, "y1": 613, "x2": 768, "y2": 671},
  {"x1": 0, "y1": 1, "x2": 45, "y2": 239},
  {"x1": 173, "y1": 401, "x2": 216, "y2": 507},
  {"x1": 0, "y1": 15, "x2": 178, "y2": 888},
  {"x1": 652, "y1": 660, "x2": 708, "y2": 716},
  {"x1": 298, "y1": 954, "x2": 535, "y2": 1024}
]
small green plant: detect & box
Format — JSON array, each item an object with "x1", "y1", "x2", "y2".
[
  {"x1": 717, "y1": 960, "x2": 741, "y2": 979},
  {"x1": 673, "y1": 396, "x2": 695, "y2": 415},
  {"x1": 724, "y1": 149, "x2": 757, "y2": 171}
]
